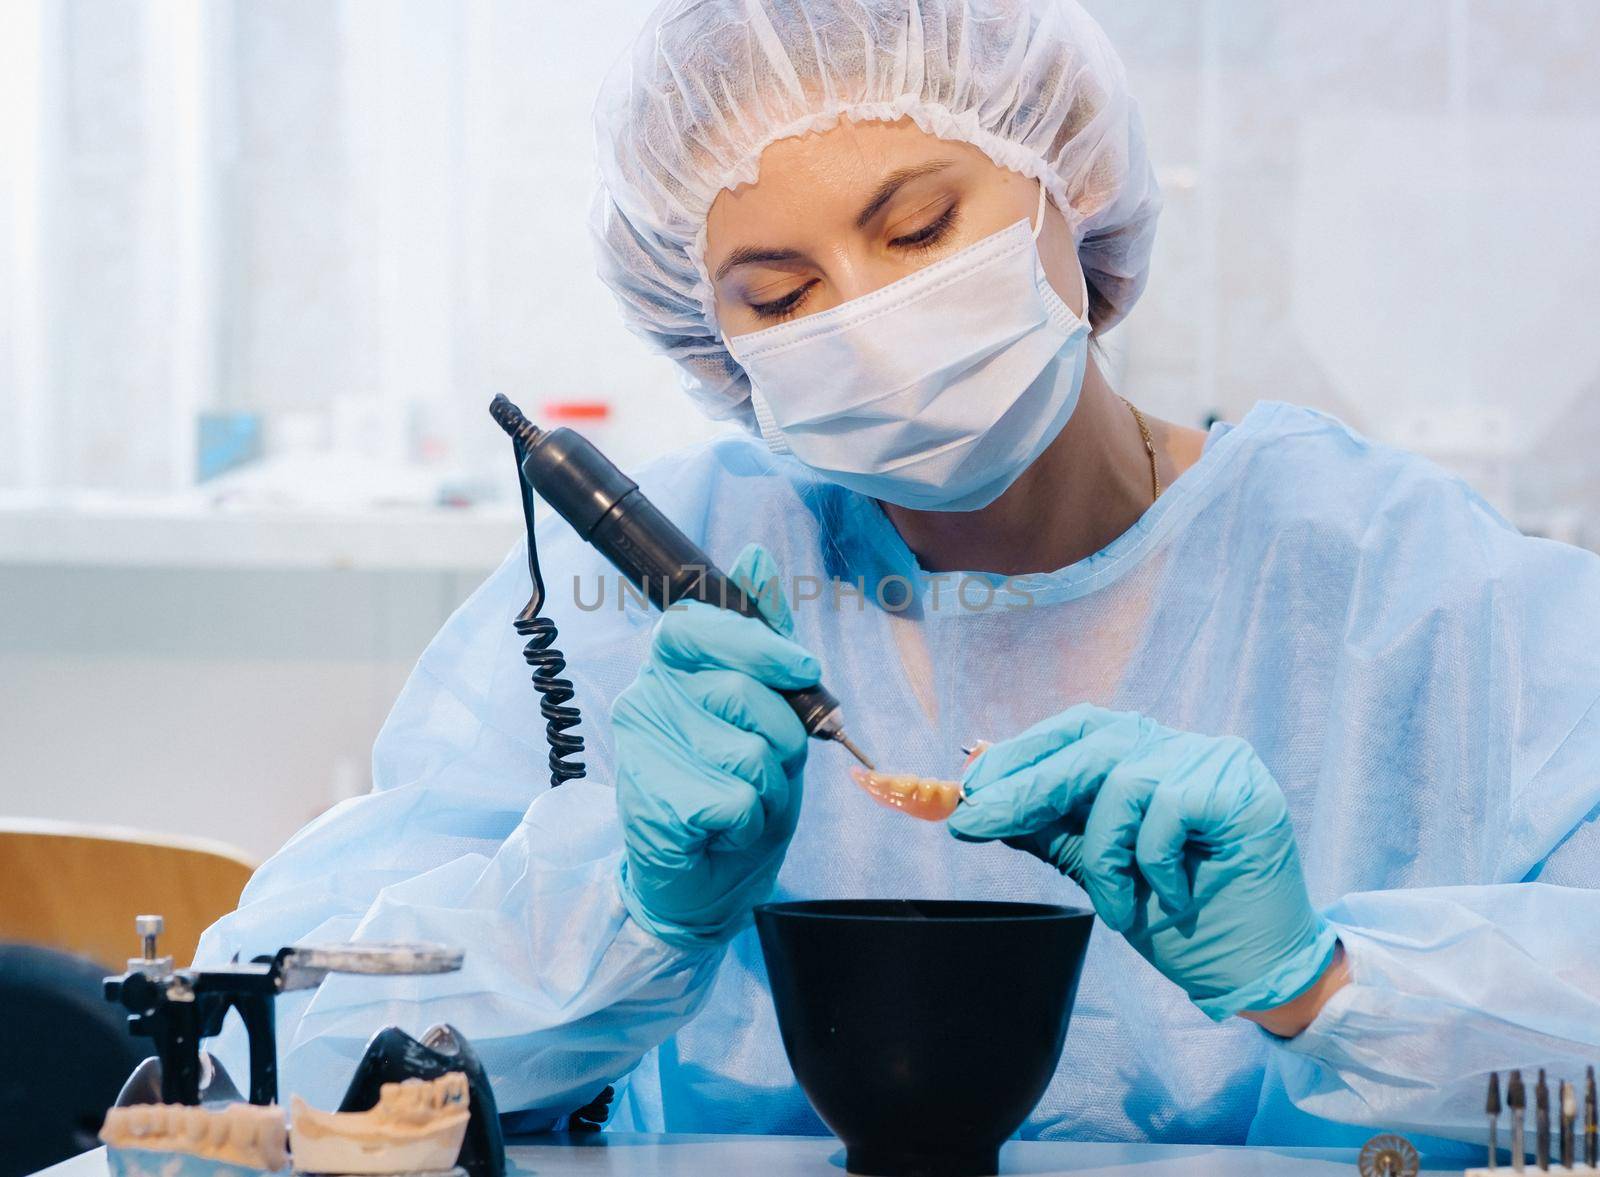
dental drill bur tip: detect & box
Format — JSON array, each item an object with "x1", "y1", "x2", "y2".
[
  {"x1": 1561, "y1": 1081, "x2": 1576, "y2": 1170},
  {"x1": 1536, "y1": 1070, "x2": 1550, "y2": 1171},
  {"x1": 1489, "y1": 1073, "x2": 1501, "y2": 1172},
  {"x1": 1508, "y1": 1069, "x2": 1526, "y2": 1173},
  {"x1": 835, "y1": 732, "x2": 875, "y2": 771},
  {"x1": 1585, "y1": 1066, "x2": 1597, "y2": 1168}
]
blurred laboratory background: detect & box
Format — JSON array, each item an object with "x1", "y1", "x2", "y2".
[{"x1": 2, "y1": 0, "x2": 1598, "y2": 863}]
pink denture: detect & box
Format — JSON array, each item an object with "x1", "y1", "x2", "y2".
[{"x1": 849, "y1": 767, "x2": 963, "y2": 822}]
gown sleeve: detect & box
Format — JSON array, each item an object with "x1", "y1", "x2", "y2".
[
  {"x1": 1266, "y1": 486, "x2": 1600, "y2": 1144},
  {"x1": 193, "y1": 530, "x2": 725, "y2": 1126}
]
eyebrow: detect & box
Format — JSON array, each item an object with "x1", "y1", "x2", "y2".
[
  {"x1": 712, "y1": 158, "x2": 958, "y2": 282},
  {"x1": 714, "y1": 246, "x2": 805, "y2": 281},
  {"x1": 853, "y1": 159, "x2": 956, "y2": 229}
]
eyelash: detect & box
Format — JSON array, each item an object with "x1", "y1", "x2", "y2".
[
  {"x1": 746, "y1": 203, "x2": 962, "y2": 321},
  {"x1": 749, "y1": 283, "x2": 816, "y2": 321},
  {"x1": 890, "y1": 203, "x2": 958, "y2": 252}
]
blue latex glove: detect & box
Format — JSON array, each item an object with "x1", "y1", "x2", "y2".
[
  {"x1": 948, "y1": 704, "x2": 1338, "y2": 1020},
  {"x1": 612, "y1": 543, "x2": 819, "y2": 949}
]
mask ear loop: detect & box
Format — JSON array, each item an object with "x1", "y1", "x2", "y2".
[
  {"x1": 1032, "y1": 179, "x2": 1092, "y2": 325},
  {"x1": 748, "y1": 384, "x2": 792, "y2": 455},
  {"x1": 1030, "y1": 180, "x2": 1049, "y2": 241}
]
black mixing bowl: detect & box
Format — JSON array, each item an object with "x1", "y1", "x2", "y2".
[{"x1": 755, "y1": 899, "x2": 1094, "y2": 1177}]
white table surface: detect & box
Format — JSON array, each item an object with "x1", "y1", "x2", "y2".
[{"x1": 34, "y1": 1132, "x2": 1471, "y2": 1176}]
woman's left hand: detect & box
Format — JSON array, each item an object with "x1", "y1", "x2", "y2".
[{"x1": 948, "y1": 704, "x2": 1340, "y2": 1026}]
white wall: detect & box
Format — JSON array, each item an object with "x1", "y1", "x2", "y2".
[{"x1": 1084, "y1": 0, "x2": 1600, "y2": 543}]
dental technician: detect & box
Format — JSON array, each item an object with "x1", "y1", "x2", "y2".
[{"x1": 198, "y1": 0, "x2": 1600, "y2": 1158}]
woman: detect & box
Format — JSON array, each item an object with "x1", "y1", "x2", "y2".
[{"x1": 198, "y1": 0, "x2": 1600, "y2": 1157}]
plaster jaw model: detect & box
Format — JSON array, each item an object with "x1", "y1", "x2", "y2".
[
  {"x1": 290, "y1": 1071, "x2": 470, "y2": 1175},
  {"x1": 100, "y1": 1102, "x2": 290, "y2": 1172}
]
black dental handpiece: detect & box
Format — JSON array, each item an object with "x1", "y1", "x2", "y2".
[{"x1": 490, "y1": 395, "x2": 874, "y2": 770}]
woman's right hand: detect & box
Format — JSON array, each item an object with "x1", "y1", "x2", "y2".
[{"x1": 611, "y1": 543, "x2": 818, "y2": 949}]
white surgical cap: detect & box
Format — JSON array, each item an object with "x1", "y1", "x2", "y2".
[{"x1": 590, "y1": 0, "x2": 1161, "y2": 422}]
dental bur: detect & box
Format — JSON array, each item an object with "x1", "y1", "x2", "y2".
[
  {"x1": 1537, "y1": 1070, "x2": 1550, "y2": 1171},
  {"x1": 1509, "y1": 1070, "x2": 1526, "y2": 1172},
  {"x1": 1586, "y1": 1067, "x2": 1597, "y2": 1169},
  {"x1": 1561, "y1": 1080, "x2": 1576, "y2": 1170},
  {"x1": 1488, "y1": 1072, "x2": 1501, "y2": 1171}
]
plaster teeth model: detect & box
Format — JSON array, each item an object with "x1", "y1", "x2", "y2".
[
  {"x1": 290, "y1": 1071, "x2": 470, "y2": 1175},
  {"x1": 100, "y1": 1102, "x2": 289, "y2": 1172}
]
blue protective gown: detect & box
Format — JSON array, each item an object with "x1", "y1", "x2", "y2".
[{"x1": 197, "y1": 402, "x2": 1600, "y2": 1159}]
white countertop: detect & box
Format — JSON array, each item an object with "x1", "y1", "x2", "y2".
[
  {"x1": 0, "y1": 496, "x2": 522, "y2": 572},
  {"x1": 33, "y1": 1132, "x2": 1467, "y2": 1176}
]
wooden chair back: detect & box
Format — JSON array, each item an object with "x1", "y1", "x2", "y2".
[{"x1": 0, "y1": 819, "x2": 257, "y2": 969}]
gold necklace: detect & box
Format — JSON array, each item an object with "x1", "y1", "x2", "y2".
[{"x1": 1122, "y1": 397, "x2": 1162, "y2": 501}]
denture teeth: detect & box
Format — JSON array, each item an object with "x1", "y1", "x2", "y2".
[
  {"x1": 377, "y1": 1078, "x2": 438, "y2": 1123},
  {"x1": 850, "y1": 766, "x2": 962, "y2": 821}
]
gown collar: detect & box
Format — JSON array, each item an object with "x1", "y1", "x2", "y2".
[{"x1": 822, "y1": 401, "x2": 1287, "y2": 608}]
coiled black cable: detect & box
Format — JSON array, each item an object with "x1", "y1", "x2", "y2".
[
  {"x1": 492, "y1": 397, "x2": 609, "y2": 1127},
  {"x1": 515, "y1": 614, "x2": 586, "y2": 786},
  {"x1": 493, "y1": 394, "x2": 586, "y2": 789}
]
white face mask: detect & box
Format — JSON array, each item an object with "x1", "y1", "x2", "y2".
[{"x1": 725, "y1": 184, "x2": 1091, "y2": 512}]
